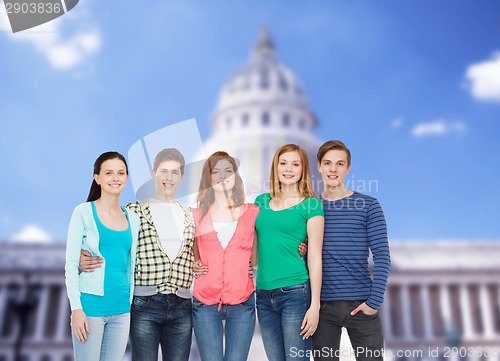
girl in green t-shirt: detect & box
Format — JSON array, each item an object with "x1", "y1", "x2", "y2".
[{"x1": 254, "y1": 143, "x2": 324, "y2": 361}]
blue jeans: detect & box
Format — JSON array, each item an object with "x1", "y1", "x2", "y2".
[
  {"x1": 72, "y1": 312, "x2": 130, "y2": 361},
  {"x1": 192, "y1": 293, "x2": 256, "y2": 361},
  {"x1": 256, "y1": 282, "x2": 311, "y2": 361},
  {"x1": 130, "y1": 294, "x2": 192, "y2": 361},
  {"x1": 312, "y1": 300, "x2": 385, "y2": 361}
]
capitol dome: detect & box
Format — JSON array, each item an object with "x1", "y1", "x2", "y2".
[
  {"x1": 211, "y1": 28, "x2": 318, "y2": 136},
  {"x1": 200, "y1": 29, "x2": 323, "y2": 200}
]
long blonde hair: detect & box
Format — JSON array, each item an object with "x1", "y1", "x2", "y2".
[{"x1": 269, "y1": 144, "x2": 315, "y2": 198}]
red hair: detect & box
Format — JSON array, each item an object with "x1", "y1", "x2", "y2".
[{"x1": 196, "y1": 151, "x2": 245, "y2": 219}]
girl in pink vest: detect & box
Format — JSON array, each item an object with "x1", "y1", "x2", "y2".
[{"x1": 192, "y1": 151, "x2": 258, "y2": 361}]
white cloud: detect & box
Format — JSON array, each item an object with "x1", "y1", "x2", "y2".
[
  {"x1": 45, "y1": 27, "x2": 101, "y2": 69},
  {"x1": 412, "y1": 120, "x2": 465, "y2": 138},
  {"x1": 9, "y1": 224, "x2": 53, "y2": 244},
  {"x1": 465, "y1": 52, "x2": 500, "y2": 103},
  {"x1": 0, "y1": 4, "x2": 101, "y2": 70}
]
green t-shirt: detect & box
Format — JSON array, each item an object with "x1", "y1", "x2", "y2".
[{"x1": 254, "y1": 193, "x2": 324, "y2": 290}]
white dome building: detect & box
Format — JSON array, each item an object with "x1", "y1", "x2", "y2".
[{"x1": 200, "y1": 29, "x2": 323, "y2": 200}]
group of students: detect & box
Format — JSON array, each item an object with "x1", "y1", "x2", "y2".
[{"x1": 65, "y1": 140, "x2": 391, "y2": 361}]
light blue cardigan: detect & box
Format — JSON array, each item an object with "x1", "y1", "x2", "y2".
[{"x1": 64, "y1": 202, "x2": 140, "y2": 311}]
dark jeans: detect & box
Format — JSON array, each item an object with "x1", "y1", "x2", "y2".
[
  {"x1": 312, "y1": 300, "x2": 384, "y2": 361},
  {"x1": 130, "y1": 294, "x2": 192, "y2": 361}
]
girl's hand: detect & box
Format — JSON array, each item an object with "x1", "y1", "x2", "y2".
[
  {"x1": 71, "y1": 309, "x2": 90, "y2": 342},
  {"x1": 300, "y1": 305, "x2": 320, "y2": 339}
]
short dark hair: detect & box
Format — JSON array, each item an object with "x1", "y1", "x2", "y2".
[
  {"x1": 317, "y1": 140, "x2": 351, "y2": 166},
  {"x1": 153, "y1": 148, "x2": 185, "y2": 175}
]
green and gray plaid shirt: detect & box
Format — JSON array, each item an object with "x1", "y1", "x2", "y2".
[{"x1": 126, "y1": 200, "x2": 195, "y2": 294}]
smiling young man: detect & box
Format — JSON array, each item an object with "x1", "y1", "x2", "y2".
[
  {"x1": 312, "y1": 140, "x2": 391, "y2": 361},
  {"x1": 80, "y1": 148, "x2": 195, "y2": 361}
]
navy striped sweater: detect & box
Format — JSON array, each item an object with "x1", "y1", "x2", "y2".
[{"x1": 320, "y1": 192, "x2": 390, "y2": 310}]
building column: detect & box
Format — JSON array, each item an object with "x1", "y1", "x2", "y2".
[
  {"x1": 33, "y1": 283, "x2": 49, "y2": 341},
  {"x1": 459, "y1": 283, "x2": 474, "y2": 341},
  {"x1": 479, "y1": 284, "x2": 495, "y2": 339},
  {"x1": 439, "y1": 284, "x2": 452, "y2": 326},
  {"x1": 497, "y1": 285, "x2": 500, "y2": 337},
  {"x1": 0, "y1": 287, "x2": 7, "y2": 334},
  {"x1": 439, "y1": 282, "x2": 460, "y2": 343},
  {"x1": 419, "y1": 284, "x2": 433, "y2": 340},
  {"x1": 400, "y1": 284, "x2": 413, "y2": 340},
  {"x1": 381, "y1": 287, "x2": 392, "y2": 340},
  {"x1": 55, "y1": 286, "x2": 70, "y2": 342}
]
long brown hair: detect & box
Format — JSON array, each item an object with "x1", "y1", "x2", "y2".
[
  {"x1": 270, "y1": 144, "x2": 315, "y2": 198},
  {"x1": 196, "y1": 151, "x2": 245, "y2": 219}
]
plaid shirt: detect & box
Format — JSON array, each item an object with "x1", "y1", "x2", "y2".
[{"x1": 126, "y1": 200, "x2": 195, "y2": 294}]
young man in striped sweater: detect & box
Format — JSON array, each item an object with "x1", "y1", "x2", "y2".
[{"x1": 312, "y1": 140, "x2": 391, "y2": 361}]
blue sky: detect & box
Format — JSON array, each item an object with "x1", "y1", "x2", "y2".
[{"x1": 1, "y1": 0, "x2": 499, "y2": 242}]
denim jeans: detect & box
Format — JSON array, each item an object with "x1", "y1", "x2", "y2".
[
  {"x1": 312, "y1": 300, "x2": 385, "y2": 361},
  {"x1": 130, "y1": 294, "x2": 192, "y2": 361},
  {"x1": 192, "y1": 293, "x2": 256, "y2": 361},
  {"x1": 72, "y1": 312, "x2": 130, "y2": 361},
  {"x1": 256, "y1": 281, "x2": 311, "y2": 361}
]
